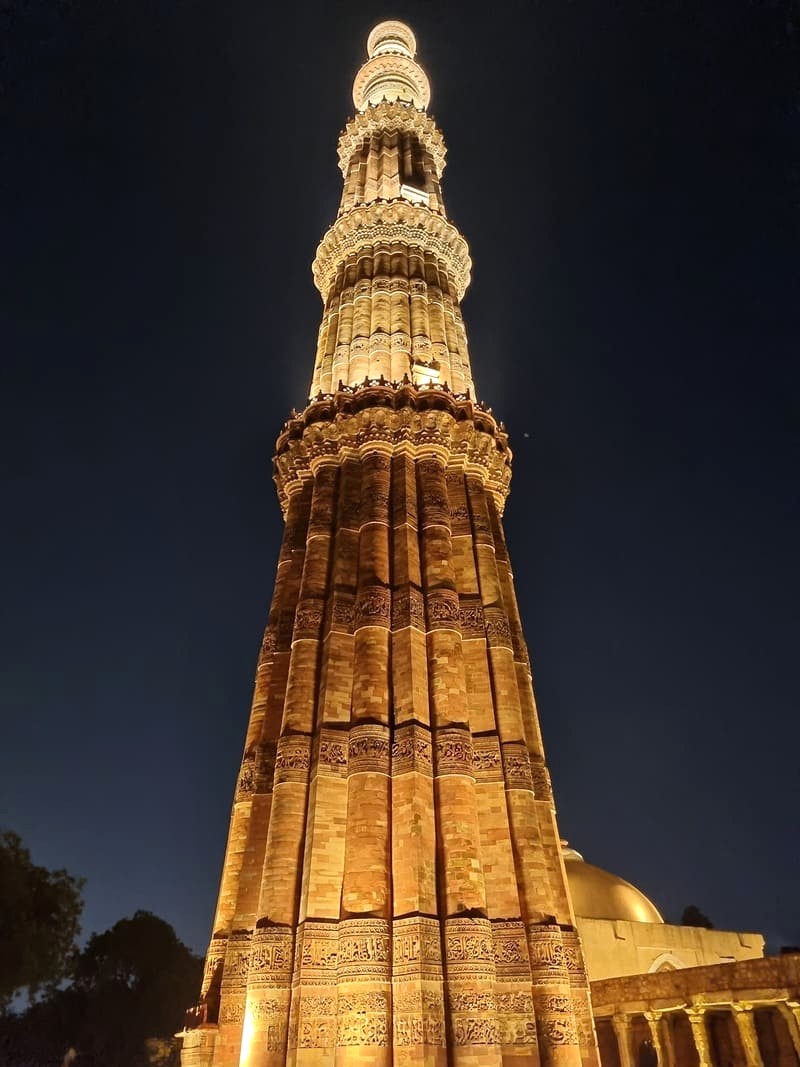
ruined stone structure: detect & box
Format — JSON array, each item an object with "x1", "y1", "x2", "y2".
[
  {"x1": 180, "y1": 19, "x2": 600, "y2": 1067},
  {"x1": 590, "y1": 954, "x2": 800, "y2": 1067}
]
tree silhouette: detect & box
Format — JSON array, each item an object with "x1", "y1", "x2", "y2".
[
  {"x1": 0, "y1": 829, "x2": 84, "y2": 1012},
  {"x1": 680, "y1": 904, "x2": 714, "y2": 928},
  {"x1": 0, "y1": 911, "x2": 201, "y2": 1066}
]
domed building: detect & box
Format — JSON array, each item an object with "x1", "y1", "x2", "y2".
[{"x1": 561, "y1": 844, "x2": 764, "y2": 982}]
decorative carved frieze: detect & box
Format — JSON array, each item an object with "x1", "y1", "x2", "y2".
[
  {"x1": 248, "y1": 927, "x2": 293, "y2": 987},
  {"x1": 330, "y1": 595, "x2": 355, "y2": 632},
  {"x1": 354, "y1": 585, "x2": 391, "y2": 627},
  {"x1": 274, "y1": 383, "x2": 512, "y2": 517},
  {"x1": 337, "y1": 918, "x2": 391, "y2": 979},
  {"x1": 235, "y1": 752, "x2": 256, "y2": 800},
  {"x1": 338, "y1": 101, "x2": 447, "y2": 177},
  {"x1": 313, "y1": 200, "x2": 471, "y2": 301},
  {"x1": 293, "y1": 597, "x2": 325, "y2": 640},
  {"x1": 274, "y1": 735, "x2": 312, "y2": 784},
  {"x1": 316, "y1": 729, "x2": 348, "y2": 777},
  {"x1": 294, "y1": 922, "x2": 338, "y2": 977},
  {"x1": 426, "y1": 588, "x2": 460, "y2": 628},
  {"x1": 458, "y1": 595, "x2": 486, "y2": 638},
  {"x1": 530, "y1": 753, "x2": 554, "y2": 803},
  {"x1": 502, "y1": 741, "x2": 534, "y2": 791},
  {"x1": 471, "y1": 736, "x2": 503, "y2": 781},
  {"x1": 492, "y1": 920, "x2": 531, "y2": 977},
  {"x1": 392, "y1": 723, "x2": 433, "y2": 776},
  {"x1": 348, "y1": 724, "x2": 391, "y2": 774},
  {"x1": 393, "y1": 917, "x2": 443, "y2": 977},
  {"x1": 484, "y1": 606, "x2": 512, "y2": 648},
  {"x1": 392, "y1": 586, "x2": 425, "y2": 630},
  {"x1": 435, "y1": 728, "x2": 474, "y2": 776}
]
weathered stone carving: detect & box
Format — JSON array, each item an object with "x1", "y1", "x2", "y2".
[
  {"x1": 426, "y1": 588, "x2": 460, "y2": 627},
  {"x1": 354, "y1": 585, "x2": 391, "y2": 626},
  {"x1": 502, "y1": 741, "x2": 534, "y2": 790},
  {"x1": 338, "y1": 100, "x2": 447, "y2": 177},
  {"x1": 348, "y1": 725, "x2": 390, "y2": 773},
  {"x1": 274, "y1": 736, "x2": 311, "y2": 783},
  {"x1": 314, "y1": 201, "x2": 471, "y2": 302},
  {"x1": 435, "y1": 729, "x2": 474, "y2": 776},
  {"x1": 317, "y1": 733, "x2": 348, "y2": 776},
  {"x1": 392, "y1": 726, "x2": 433, "y2": 775},
  {"x1": 392, "y1": 586, "x2": 425, "y2": 629},
  {"x1": 471, "y1": 736, "x2": 503, "y2": 780}
]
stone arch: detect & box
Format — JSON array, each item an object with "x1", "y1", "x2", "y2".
[{"x1": 648, "y1": 951, "x2": 685, "y2": 973}]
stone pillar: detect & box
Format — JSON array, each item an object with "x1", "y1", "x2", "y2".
[
  {"x1": 658, "y1": 1013, "x2": 678, "y2": 1067},
  {"x1": 731, "y1": 1005, "x2": 764, "y2": 1067},
  {"x1": 685, "y1": 1008, "x2": 712, "y2": 1067},
  {"x1": 643, "y1": 1012, "x2": 668, "y2": 1067},
  {"x1": 561, "y1": 928, "x2": 600, "y2": 1067},
  {"x1": 777, "y1": 1001, "x2": 800, "y2": 1060},
  {"x1": 611, "y1": 1014, "x2": 633, "y2": 1067}
]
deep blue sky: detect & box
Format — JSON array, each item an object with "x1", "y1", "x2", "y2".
[{"x1": 3, "y1": 0, "x2": 799, "y2": 957}]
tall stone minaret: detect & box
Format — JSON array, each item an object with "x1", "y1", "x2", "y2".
[{"x1": 181, "y1": 21, "x2": 599, "y2": 1067}]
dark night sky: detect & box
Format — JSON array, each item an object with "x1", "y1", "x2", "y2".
[{"x1": 3, "y1": 1, "x2": 799, "y2": 958}]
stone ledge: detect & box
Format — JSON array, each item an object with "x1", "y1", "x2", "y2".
[{"x1": 273, "y1": 380, "x2": 512, "y2": 515}]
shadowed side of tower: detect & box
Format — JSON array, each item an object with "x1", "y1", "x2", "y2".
[{"x1": 180, "y1": 21, "x2": 600, "y2": 1067}]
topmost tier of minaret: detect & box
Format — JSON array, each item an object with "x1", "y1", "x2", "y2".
[{"x1": 352, "y1": 20, "x2": 431, "y2": 112}]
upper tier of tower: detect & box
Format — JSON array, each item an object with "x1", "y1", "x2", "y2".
[{"x1": 309, "y1": 22, "x2": 475, "y2": 400}]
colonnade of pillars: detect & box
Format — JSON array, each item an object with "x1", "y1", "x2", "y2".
[{"x1": 597, "y1": 999, "x2": 800, "y2": 1067}]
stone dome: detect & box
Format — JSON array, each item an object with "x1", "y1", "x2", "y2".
[
  {"x1": 563, "y1": 846, "x2": 664, "y2": 924},
  {"x1": 352, "y1": 21, "x2": 431, "y2": 112}
]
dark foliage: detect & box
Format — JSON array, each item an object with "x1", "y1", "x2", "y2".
[
  {"x1": 0, "y1": 830, "x2": 85, "y2": 1012},
  {"x1": 0, "y1": 911, "x2": 202, "y2": 1067},
  {"x1": 680, "y1": 904, "x2": 714, "y2": 929}
]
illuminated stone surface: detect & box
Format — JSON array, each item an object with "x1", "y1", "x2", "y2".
[
  {"x1": 591, "y1": 955, "x2": 800, "y2": 1067},
  {"x1": 561, "y1": 846, "x2": 765, "y2": 983},
  {"x1": 181, "y1": 21, "x2": 600, "y2": 1067}
]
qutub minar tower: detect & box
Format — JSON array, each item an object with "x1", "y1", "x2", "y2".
[{"x1": 181, "y1": 21, "x2": 600, "y2": 1067}]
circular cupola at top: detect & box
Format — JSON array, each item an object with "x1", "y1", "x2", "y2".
[{"x1": 352, "y1": 19, "x2": 431, "y2": 112}]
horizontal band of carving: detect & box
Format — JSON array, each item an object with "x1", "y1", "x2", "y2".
[
  {"x1": 393, "y1": 1014, "x2": 446, "y2": 1046},
  {"x1": 274, "y1": 382, "x2": 511, "y2": 516},
  {"x1": 530, "y1": 753, "x2": 554, "y2": 802},
  {"x1": 445, "y1": 917, "x2": 494, "y2": 968},
  {"x1": 392, "y1": 724, "x2": 433, "y2": 775},
  {"x1": 484, "y1": 606, "x2": 512, "y2": 647},
  {"x1": 492, "y1": 920, "x2": 530, "y2": 976},
  {"x1": 294, "y1": 597, "x2": 325, "y2": 639},
  {"x1": 235, "y1": 741, "x2": 277, "y2": 799},
  {"x1": 295, "y1": 923, "x2": 338, "y2": 973},
  {"x1": 330, "y1": 596, "x2": 355, "y2": 632},
  {"x1": 274, "y1": 736, "x2": 312, "y2": 783},
  {"x1": 248, "y1": 928, "x2": 293, "y2": 985},
  {"x1": 338, "y1": 101, "x2": 446, "y2": 178},
  {"x1": 459, "y1": 596, "x2": 485, "y2": 638},
  {"x1": 337, "y1": 919, "x2": 391, "y2": 978},
  {"x1": 471, "y1": 736, "x2": 503, "y2": 781},
  {"x1": 348, "y1": 725, "x2": 391, "y2": 773},
  {"x1": 316, "y1": 730, "x2": 348, "y2": 777},
  {"x1": 313, "y1": 200, "x2": 471, "y2": 301},
  {"x1": 435, "y1": 728, "x2": 473, "y2": 775},
  {"x1": 502, "y1": 741, "x2": 533, "y2": 790},
  {"x1": 393, "y1": 916, "x2": 442, "y2": 978},
  {"x1": 426, "y1": 588, "x2": 460, "y2": 628},
  {"x1": 355, "y1": 585, "x2": 391, "y2": 627},
  {"x1": 527, "y1": 925, "x2": 571, "y2": 977},
  {"x1": 392, "y1": 587, "x2": 425, "y2": 630}
]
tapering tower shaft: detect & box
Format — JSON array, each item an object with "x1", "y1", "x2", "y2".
[{"x1": 181, "y1": 21, "x2": 599, "y2": 1067}]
